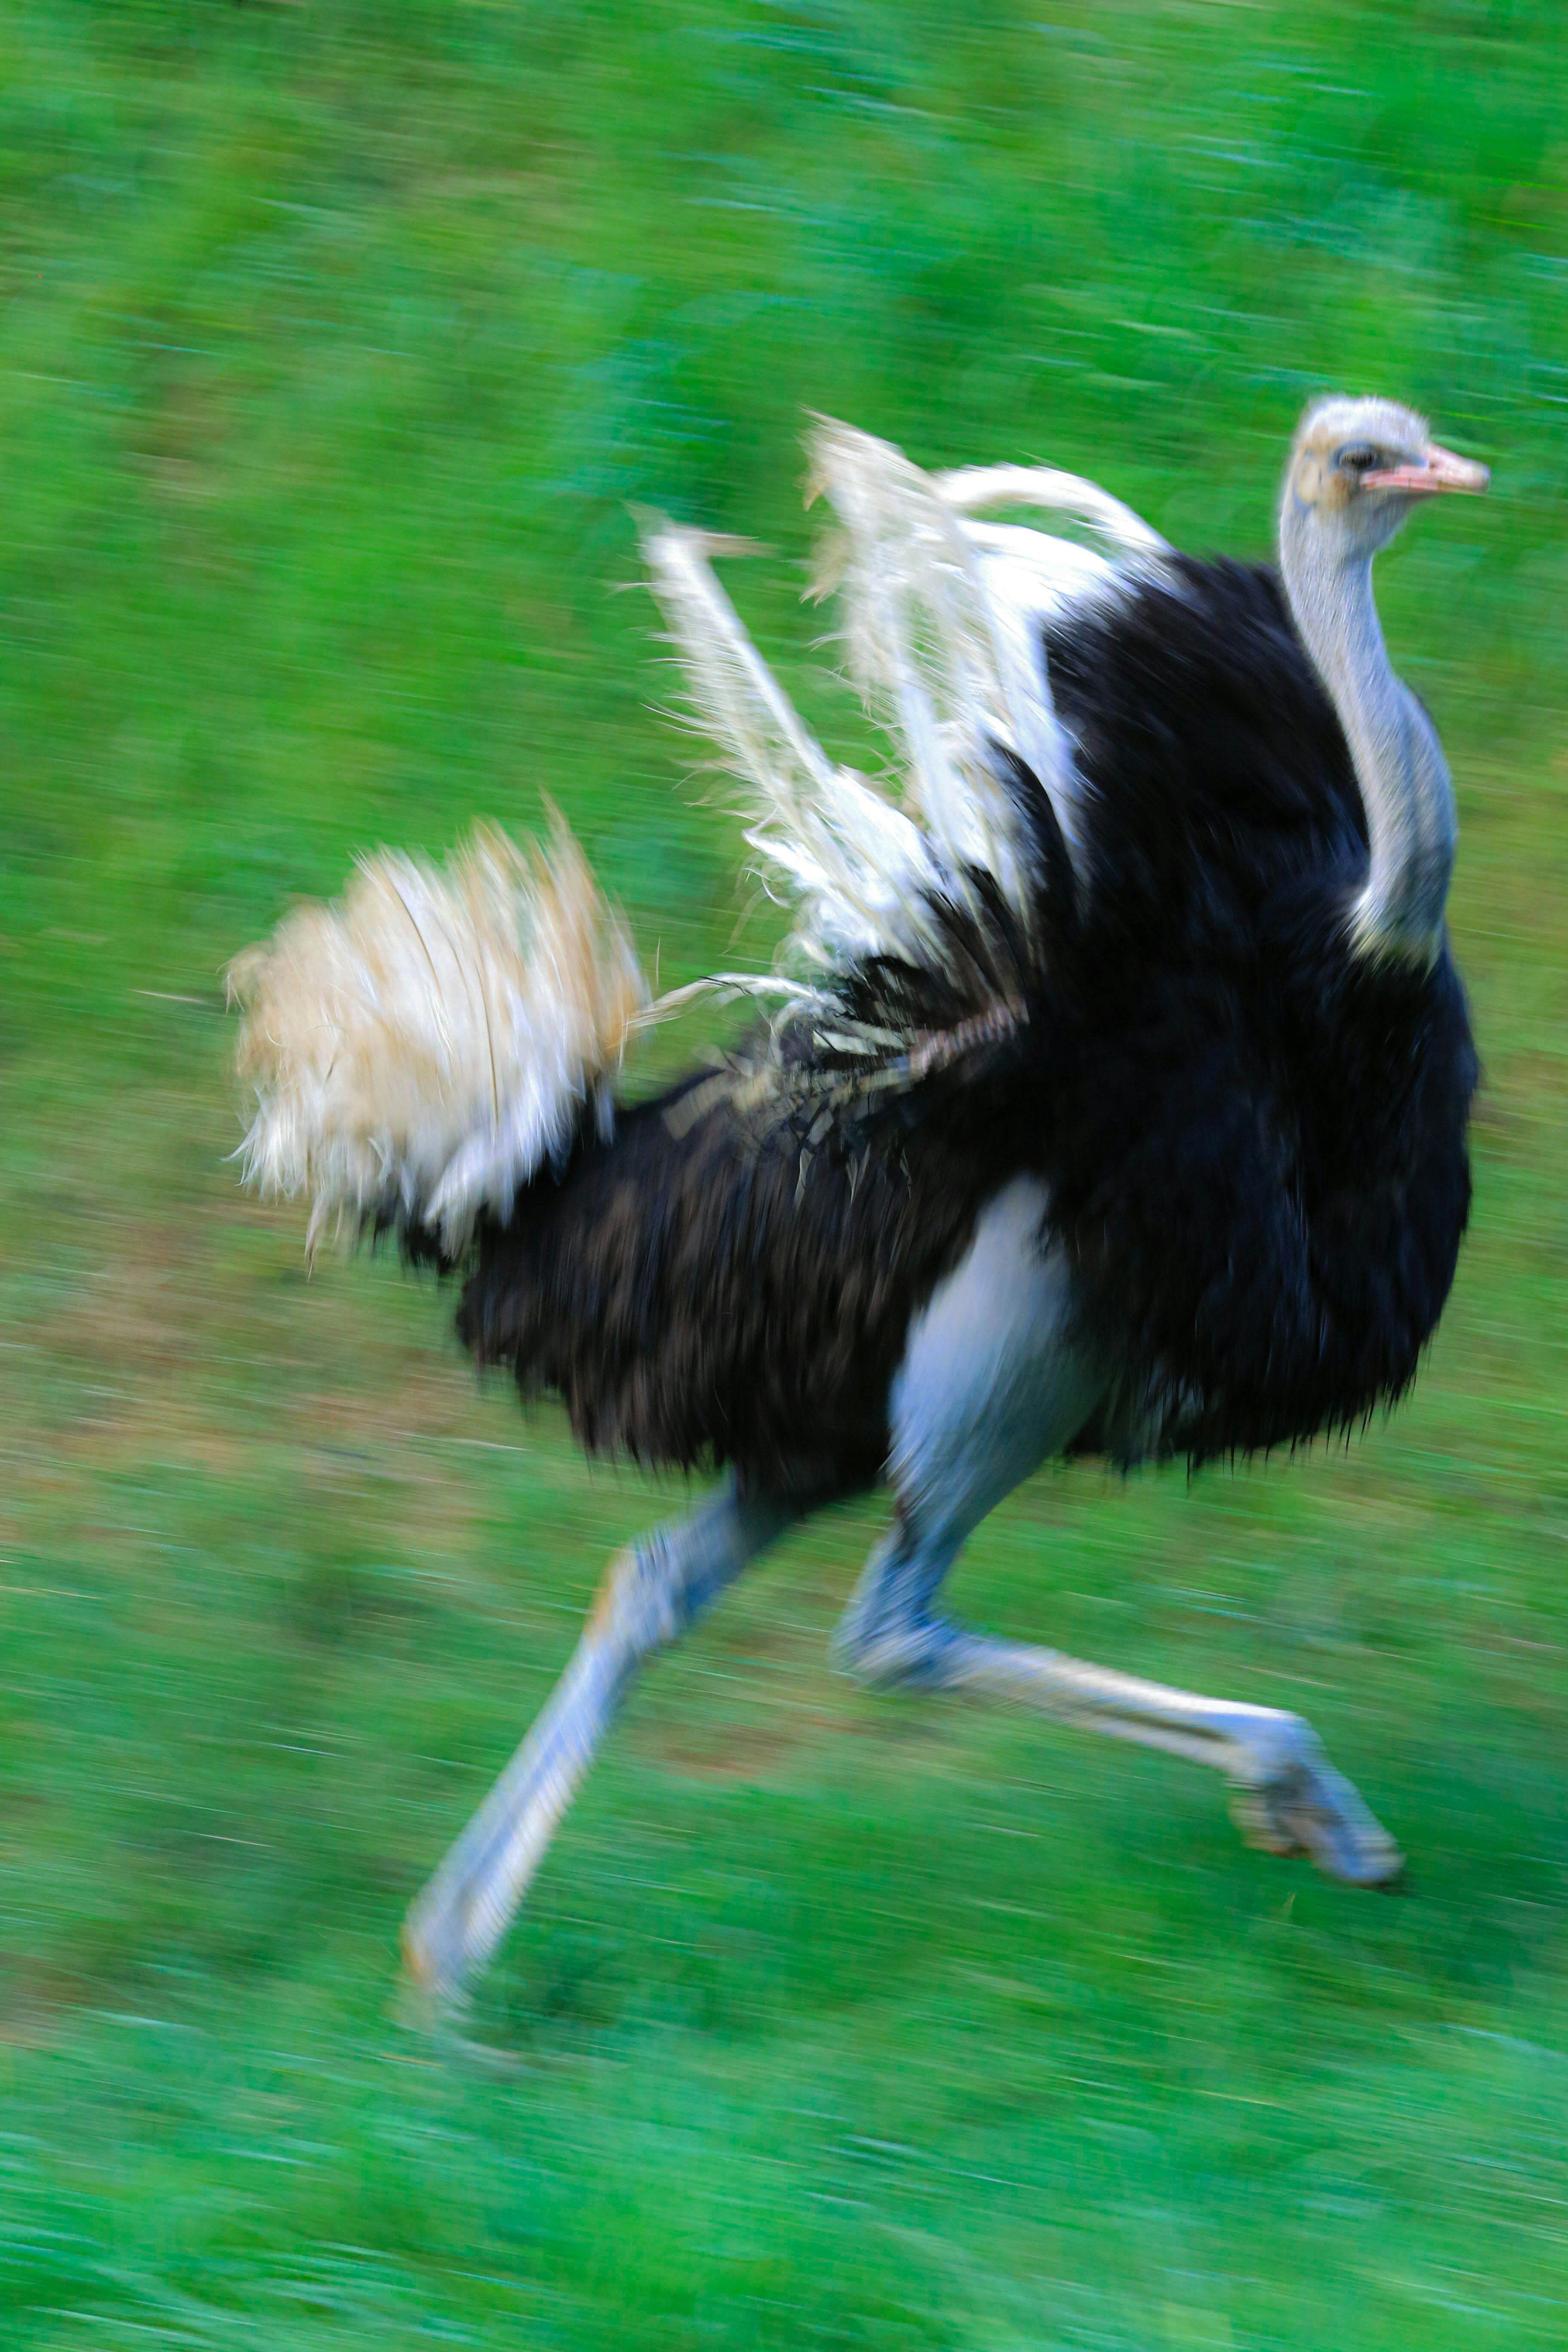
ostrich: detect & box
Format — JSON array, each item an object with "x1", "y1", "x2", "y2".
[{"x1": 232, "y1": 396, "x2": 1486, "y2": 2014}]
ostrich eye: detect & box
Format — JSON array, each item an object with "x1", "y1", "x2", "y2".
[{"x1": 1339, "y1": 444, "x2": 1378, "y2": 475}]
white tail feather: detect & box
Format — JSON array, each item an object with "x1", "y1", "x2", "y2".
[{"x1": 229, "y1": 820, "x2": 647, "y2": 1255}]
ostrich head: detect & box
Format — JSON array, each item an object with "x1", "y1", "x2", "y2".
[{"x1": 1283, "y1": 395, "x2": 1489, "y2": 561}]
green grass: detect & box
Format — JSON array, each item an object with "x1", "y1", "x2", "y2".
[{"x1": 1, "y1": 1, "x2": 1566, "y2": 2343}]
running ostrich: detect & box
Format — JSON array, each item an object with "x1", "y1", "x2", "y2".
[{"x1": 232, "y1": 396, "x2": 1486, "y2": 2011}]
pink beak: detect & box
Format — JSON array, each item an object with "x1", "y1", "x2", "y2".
[{"x1": 1363, "y1": 441, "x2": 1490, "y2": 496}]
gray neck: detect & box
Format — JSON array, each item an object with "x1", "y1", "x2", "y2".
[{"x1": 1278, "y1": 494, "x2": 1455, "y2": 967}]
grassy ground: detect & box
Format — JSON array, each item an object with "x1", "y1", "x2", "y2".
[{"x1": 1, "y1": 2, "x2": 1566, "y2": 2343}]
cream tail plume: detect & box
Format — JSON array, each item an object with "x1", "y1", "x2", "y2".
[{"x1": 229, "y1": 820, "x2": 648, "y2": 1256}]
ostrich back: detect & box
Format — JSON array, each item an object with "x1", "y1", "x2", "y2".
[{"x1": 457, "y1": 557, "x2": 1477, "y2": 1492}]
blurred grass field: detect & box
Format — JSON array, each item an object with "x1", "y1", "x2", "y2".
[{"x1": 1, "y1": 2, "x2": 1566, "y2": 2344}]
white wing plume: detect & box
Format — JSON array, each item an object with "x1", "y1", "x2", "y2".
[
  {"x1": 806, "y1": 417, "x2": 1066, "y2": 937},
  {"x1": 640, "y1": 522, "x2": 951, "y2": 975},
  {"x1": 940, "y1": 467, "x2": 1167, "y2": 864},
  {"x1": 935, "y1": 461, "x2": 1169, "y2": 560}
]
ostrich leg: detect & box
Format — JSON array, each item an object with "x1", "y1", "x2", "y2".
[
  {"x1": 402, "y1": 1477, "x2": 798, "y2": 2012},
  {"x1": 833, "y1": 1178, "x2": 1403, "y2": 1887},
  {"x1": 836, "y1": 1527, "x2": 1402, "y2": 1884}
]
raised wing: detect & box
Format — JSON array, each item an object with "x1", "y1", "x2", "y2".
[
  {"x1": 644, "y1": 422, "x2": 1165, "y2": 1002},
  {"x1": 234, "y1": 421, "x2": 1169, "y2": 1257}
]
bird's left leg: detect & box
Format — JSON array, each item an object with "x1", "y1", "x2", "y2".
[{"x1": 402, "y1": 1476, "x2": 799, "y2": 2016}]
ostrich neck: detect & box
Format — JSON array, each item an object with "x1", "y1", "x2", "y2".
[{"x1": 1278, "y1": 500, "x2": 1455, "y2": 966}]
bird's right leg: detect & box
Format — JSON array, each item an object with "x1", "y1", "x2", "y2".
[
  {"x1": 833, "y1": 1174, "x2": 1403, "y2": 1889},
  {"x1": 401, "y1": 1476, "x2": 798, "y2": 2016},
  {"x1": 836, "y1": 1514, "x2": 1403, "y2": 1888}
]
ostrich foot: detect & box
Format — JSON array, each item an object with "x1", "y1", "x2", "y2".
[{"x1": 1228, "y1": 1722, "x2": 1403, "y2": 1887}]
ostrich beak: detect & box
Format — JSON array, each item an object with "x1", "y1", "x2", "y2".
[{"x1": 1363, "y1": 442, "x2": 1490, "y2": 496}]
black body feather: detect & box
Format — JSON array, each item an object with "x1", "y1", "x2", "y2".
[{"x1": 458, "y1": 556, "x2": 1476, "y2": 1491}]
